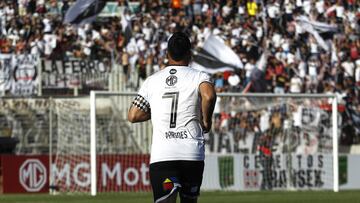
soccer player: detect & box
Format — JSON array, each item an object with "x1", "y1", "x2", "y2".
[{"x1": 128, "y1": 32, "x2": 217, "y2": 203}]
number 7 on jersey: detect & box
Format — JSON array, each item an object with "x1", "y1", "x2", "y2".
[{"x1": 162, "y1": 92, "x2": 179, "y2": 128}]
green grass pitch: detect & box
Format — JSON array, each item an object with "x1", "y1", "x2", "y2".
[{"x1": 1, "y1": 191, "x2": 360, "y2": 203}]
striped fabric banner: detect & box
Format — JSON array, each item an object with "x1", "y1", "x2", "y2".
[
  {"x1": 64, "y1": 0, "x2": 107, "y2": 25},
  {"x1": 191, "y1": 35, "x2": 243, "y2": 73}
]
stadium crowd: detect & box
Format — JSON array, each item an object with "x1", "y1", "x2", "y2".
[{"x1": 0, "y1": 0, "x2": 360, "y2": 145}]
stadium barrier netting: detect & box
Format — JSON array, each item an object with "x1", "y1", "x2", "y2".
[{"x1": 0, "y1": 93, "x2": 338, "y2": 194}]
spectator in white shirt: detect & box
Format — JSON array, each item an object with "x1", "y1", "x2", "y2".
[
  {"x1": 267, "y1": 2, "x2": 280, "y2": 19},
  {"x1": 4, "y1": 3, "x2": 15, "y2": 21},
  {"x1": 244, "y1": 58, "x2": 256, "y2": 85},
  {"x1": 284, "y1": 0, "x2": 295, "y2": 22},
  {"x1": 221, "y1": 1, "x2": 232, "y2": 20},
  {"x1": 354, "y1": 60, "x2": 360, "y2": 84},
  {"x1": 307, "y1": 56, "x2": 319, "y2": 92},
  {"x1": 302, "y1": 0, "x2": 311, "y2": 15},
  {"x1": 43, "y1": 16, "x2": 52, "y2": 33},
  {"x1": 342, "y1": 59, "x2": 355, "y2": 78},
  {"x1": 315, "y1": 0, "x2": 325, "y2": 15},
  {"x1": 228, "y1": 72, "x2": 241, "y2": 92},
  {"x1": 296, "y1": 0, "x2": 303, "y2": 8},
  {"x1": 335, "y1": 2, "x2": 345, "y2": 19},
  {"x1": 290, "y1": 75, "x2": 303, "y2": 93}
]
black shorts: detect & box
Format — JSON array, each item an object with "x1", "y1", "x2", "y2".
[{"x1": 149, "y1": 160, "x2": 204, "y2": 203}]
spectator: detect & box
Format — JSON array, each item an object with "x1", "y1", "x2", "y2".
[
  {"x1": 0, "y1": 0, "x2": 358, "y2": 103},
  {"x1": 214, "y1": 73, "x2": 225, "y2": 92},
  {"x1": 244, "y1": 58, "x2": 256, "y2": 85},
  {"x1": 0, "y1": 0, "x2": 359, "y2": 152},
  {"x1": 246, "y1": 0, "x2": 258, "y2": 17},
  {"x1": 289, "y1": 74, "x2": 303, "y2": 93},
  {"x1": 355, "y1": 59, "x2": 360, "y2": 85},
  {"x1": 228, "y1": 71, "x2": 241, "y2": 91}
]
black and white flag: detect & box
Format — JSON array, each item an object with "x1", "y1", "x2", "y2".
[
  {"x1": 296, "y1": 16, "x2": 338, "y2": 33},
  {"x1": 191, "y1": 35, "x2": 243, "y2": 74},
  {"x1": 295, "y1": 16, "x2": 338, "y2": 52},
  {"x1": 64, "y1": 0, "x2": 107, "y2": 25}
]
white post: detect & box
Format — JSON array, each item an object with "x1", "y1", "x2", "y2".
[
  {"x1": 49, "y1": 97, "x2": 53, "y2": 194},
  {"x1": 37, "y1": 55, "x2": 42, "y2": 96},
  {"x1": 110, "y1": 51, "x2": 116, "y2": 92},
  {"x1": 74, "y1": 87, "x2": 78, "y2": 96},
  {"x1": 332, "y1": 95, "x2": 339, "y2": 192},
  {"x1": 90, "y1": 91, "x2": 97, "y2": 196}
]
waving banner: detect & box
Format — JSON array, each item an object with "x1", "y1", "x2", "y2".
[
  {"x1": 0, "y1": 54, "x2": 12, "y2": 93},
  {"x1": 64, "y1": 0, "x2": 107, "y2": 25},
  {"x1": 0, "y1": 54, "x2": 39, "y2": 96},
  {"x1": 192, "y1": 35, "x2": 243, "y2": 73}
]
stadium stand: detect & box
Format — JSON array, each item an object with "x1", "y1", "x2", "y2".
[
  {"x1": 0, "y1": 0, "x2": 359, "y2": 196},
  {"x1": 0, "y1": 0, "x2": 359, "y2": 152}
]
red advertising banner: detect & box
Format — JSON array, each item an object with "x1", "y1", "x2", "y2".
[
  {"x1": 97, "y1": 154, "x2": 151, "y2": 192},
  {"x1": 1, "y1": 154, "x2": 150, "y2": 193},
  {"x1": 2, "y1": 155, "x2": 49, "y2": 193}
]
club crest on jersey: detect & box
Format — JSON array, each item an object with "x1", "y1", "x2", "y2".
[{"x1": 166, "y1": 75, "x2": 177, "y2": 86}]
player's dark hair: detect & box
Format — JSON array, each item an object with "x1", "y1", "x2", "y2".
[{"x1": 167, "y1": 32, "x2": 191, "y2": 62}]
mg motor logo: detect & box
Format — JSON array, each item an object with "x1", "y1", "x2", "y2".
[
  {"x1": 166, "y1": 75, "x2": 178, "y2": 86},
  {"x1": 19, "y1": 159, "x2": 47, "y2": 192}
]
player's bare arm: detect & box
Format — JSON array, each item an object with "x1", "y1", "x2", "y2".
[
  {"x1": 128, "y1": 106, "x2": 151, "y2": 123},
  {"x1": 128, "y1": 95, "x2": 151, "y2": 123},
  {"x1": 199, "y1": 81, "x2": 217, "y2": 133}
]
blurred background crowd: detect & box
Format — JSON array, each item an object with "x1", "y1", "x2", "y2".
[
  {"x1": 0, "y1": 0, "x2": 360, "y2": 146},
  {"x1": 0, "y1": 0, "x2": 359, "y2": 92}
]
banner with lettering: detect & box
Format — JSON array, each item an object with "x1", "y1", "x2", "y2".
[
  {"x1": 41, "y1": 58, "x2": 110, "y2": 90},
  {"x1": 1, "y1": 154, "x2": 150, "y2": 193},
  {"x1": 2, "y1": 155, "x2": 49, "y2": 193},
  {"x1": 0, "y1": 54, "x2": 39, "y2": 96},
  {"x1": 0, "y1": 54, "x2": 12, "y2": 93},
  {"x1": 202, "y1": 154, "x2": 360, "y2": 191},
  {"x1": 1, "y1": 154, "x2": 360, "y2": 193}
]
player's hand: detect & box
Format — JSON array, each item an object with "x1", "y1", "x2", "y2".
[{"x1": 202, "y1": 121, "x2": 211, "y2": 134}]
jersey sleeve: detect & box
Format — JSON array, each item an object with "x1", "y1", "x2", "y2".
[
  {"x1": 132, "y1": 78, "x2": 151, "y2": 113},
  {"x1": 198, "y1": 71, "x2": 213, "y2": 86}
]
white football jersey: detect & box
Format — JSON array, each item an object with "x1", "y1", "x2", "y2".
[{"x1": 137, "y1": 65, "x2": 212, "y2": 164}]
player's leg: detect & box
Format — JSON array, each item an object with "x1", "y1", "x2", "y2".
[
  {"x1": 158, "y1": 191, "x2": 178, "y2": 203},
  {"x1": 150, "y1": 161, "x2": 181, "y2": 203},
  {"x1": 180, "y1": 195, "x2": 197, "y2": 203},
  {"x1": 179, "y1": 161, "x2": 204, "y2": 203}
]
